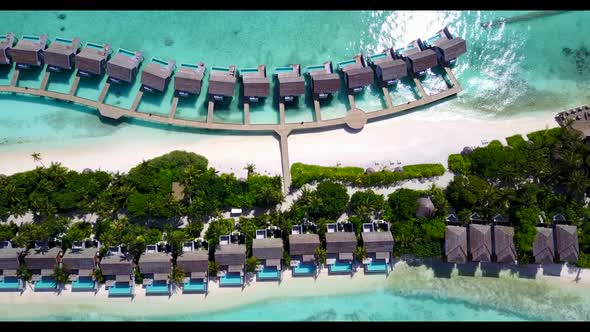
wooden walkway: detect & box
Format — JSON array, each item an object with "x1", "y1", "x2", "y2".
[{"x1": 0, "y1": 66, "x2": 463, "y2": 193}]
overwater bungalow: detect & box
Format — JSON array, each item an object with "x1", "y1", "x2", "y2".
[
  {"x1": 106, "y1": 48, "x2": 144, "y2": 84},
  {"x1": 289, "y1": 223, "x2": 320, "y2": 276},
  {"x1": 208, "y1": 65, "x2": 237, "y2": 101},
  {"x1": 44, "y1": 37, "x2": 81, "y2": 72},
  {"x1": 395, "y1": 39, "x2": 438, "y2": 77},
  {"x1": 176, "y1": 240, "x2": 209, "y2": 293},
  {"x1": 240, "y1": 65, "x2": 270, "y2": 103},
  {"x1": 533, "y1": 220, "x2": 555, "y2": 264},
  {"x1": 337, "y1": 54, "x2": 374, "y2": 93},
  {"x1": 444, "y1": 222, "x2": 467, "y2": 264},
  {"x1": 468, "y1": 215, "x2": 492, "y2": 262},
  {"x1": 61, "y1": 241, "x2": 98, "y2": 291},
  {"x1": 174, "y1": 62, "x2": 205, "y2": 97},
  {"x1": 491, "y1": 215, "x2": 516, "y2": 264},
  {"x1": 139, "y1": 243, "x2": 171, "y2": 295},
  {"x1": 275, "y1": 64, "x2": 305, "y2": 102},
  {"x1": 423, "y1": 27, "x2": 467, "y2": 67},
  {"x1": 366, "y1": 48, "x2": 408, "y2": 86},
  {"x1": 140, "y1": 57, "x2": 176, "y2": 93},
  {"x1": 553, "y1": 215, "x2": 579, "y2": 263},
  {"x1": 306, "y1": 61, "x2": 340, "y2": 99},
  {"x1": 23, "y1": 244, "x2": 62, "y2": 291},
  {"x1": 215, "y1": 234, "x2": 246, "y2": 287},
  {"x1": 75, "y1": 42, "x2": 112, "y2": 77},
  {"x1": 361, "y1": 221, "x2": 394, "y2": 274},
  {"x1": 252, "y1": 227, "x2": 283, "y2": 281},
  {"x1": 325, "y1": 221, "x2": 357, "y2": 274},
  {"x1": 0, "y1": 33, "x2": 16, "y2": 65},
  {"x1": 10, "y1": 34, "x2": 48, "y2": 69},
  {"x1": 0, "y1": 241, "x2": 25, "y2": 291},
  {"x1": 100, "y1": 245, "x2": 134, "y2": 297}
]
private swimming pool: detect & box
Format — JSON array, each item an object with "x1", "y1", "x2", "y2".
[
  {"x1": 108, "y1": 282, "x2": 133, "y2": 296},
  {"x1": 146, "y1": 281, "x2": 169, "y2": 295},
  {"x1": 34, "y1": 277, "x2": 57, "y2": 291},
  {"x1": 183, "y1": 279, "x2": 206, "y2": 293},
  {"x1": 220, "y1": 273, "x2": 242, "y2": 286},
  {"x1": 293, "y1": 263, "x2": 316, "y2": 276},
  {"x1": 0, "y1": 277, "x2": 21, "y2": 290},
  {"x1": 329, "y1": 262, "x2": 352, "y2": 274},
  {"x1": 257, "y1": 267, "x2": 280, "y2": 280},
  {"x1": 366, "y1": 261, "x2": 388, "y2": 273},
  {"x1": 72, "y1": 277, "x2": 95, "y2": 290}
]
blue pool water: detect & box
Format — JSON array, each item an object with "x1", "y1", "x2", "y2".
[
  {"x1": 220, "y1": 273, "x2": 242, "y2": 286},
  {"x1": 0, "y1": 277, "x2": 21, "y2": 290},
  {"x1": 293, "y1": 263, "x2": 316, "y2": 275},
  {"x1": 183, "y1": 279, "x2": 206, "y2": 292},
  {"x1": 257, "y1": 267, "x2": 280, "y2": 280},
  {"x1": 108, "y1": 282, "x2": 132, "y2": 296},
  {"x1": 366, "y1": 261, "x2": 388, "y2": 273},
  {"x1": 146, "y1": 281, "x2": 169, "y2": 294},
  {"x1": 34, "y1": 277, "x2": 56, "y2": 291},
  {"x1": 71, "y1": 277, "x2": 95, "y2": 290},
  {"x1": 329, "y1": 262, "x2": 353, "y2": 273}
]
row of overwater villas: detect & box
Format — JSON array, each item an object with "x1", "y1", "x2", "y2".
[
  {"x1": 444, "y1": 213, "x2": 580, "y2": 265},
  {"x1": 0, "y1": 220, "x2": 394, "y2": 296},
  {"x1": 0, "y1": 28, "x2": 466, "y2": 104}
]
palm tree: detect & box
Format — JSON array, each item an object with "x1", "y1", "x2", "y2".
[
  {"x1": 244, "y1": 164, "x2": 256, "y2": 178},
  {"x1": 31, "y1": 152, "x2": 44, "y2": 167}
]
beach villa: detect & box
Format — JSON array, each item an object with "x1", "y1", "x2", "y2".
[
  {"x1": 174, "y1": 62, "x2": 205, "y2": 97},
  {"x1": 366, "y1": 48, "x2": 408, "y2": 87},
  {"x1": 139, "y1": 243, "x2": 171, "y2": 295},
  {"x1": 176, "y1": 240, "x2": 209, "y2": 293},
  {"x1": 252, "y1": 227, "x2": 283, "y2": 281},
  {"x1": 0, "y1": 32, "x2": 16, "y2": 65},
  {"x1": 23, "y1": 243, "x2": 62, "y2": 292},
  {"x1": 288, "y1": 223, "x2": 320, "y2": 277},
  {"x1": 240, "y1": 64, "x2": 270, "y2": 103},
  {"x1": 492, "y1": 215, "x2": 517, "y2": 264},
  {"x1": 533, "y1": 218, "x2": 556, "y2": 264},
  {"x1": 208, "y1": 65, "x2": 237, "y2": 102},
  {"x1": 423, "y1": 26, "x2": 467, "y2": 67},
  {"x1": 395, "y1": 39, "x2": 438, "y2": 78},
  {"x1": 553, "y1": 215, "x2": 579, "y2": 263},
  {"x1": 337, "y1": 54, "x2": 374, "y2": 94},
  {"x1": 75, "y1": 41, "x2": 112, "y2": 77},
  {"x1": 468, "y1": 213, "x2": 492, "y2": 263},
  {"x1": 61, "y1": 241, "x2": 98, "y2": 291},
  {"x1": 306, "y1": 61, "x2": 340, "y2": 100},
  {"x1": 325, "y1": 221, "x2": 357, "y2": 275},
  {"x1": 275, "y1": 64, "x2": 305, "y2": 102},
  {"x1": 44, "y1": 37, "x2": 81, "y2": 72},
  {"x1": 10, "y1": 34, "x2": 48, "y2": 69},
  {"x1": 444, "y1": 214, "x2": 468, "y2": 264},
  {"x1": 214, "y1": 233, "x2": 246, "y2": 287},
  {"x1": 100, "y1": 245, "x2": 134, "y2": 297},
  {"x1": 106, "y1": 48, "x2": 144, "y2": 84},
  {"x1": 140, "y1": 57, "x2": 176, "y2": 93},
  {"x1": 0, "y1": 241, "x2": 25, "y2": 291},
  {"x1": 361, "y1": 221, "x2": 394, "y2": 274}
]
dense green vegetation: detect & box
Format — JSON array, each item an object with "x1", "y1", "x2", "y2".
[{"x1": 290, "y1": 162, "x2": 446, "y2": 189}]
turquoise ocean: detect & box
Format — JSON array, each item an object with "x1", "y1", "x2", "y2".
[{"x1": 1, "y1": 11, "x2": 590, "y2": 321}]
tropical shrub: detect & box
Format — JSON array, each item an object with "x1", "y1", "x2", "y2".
[{"x1": 448, "y1": 154, "x2": 471, "y2": 175}]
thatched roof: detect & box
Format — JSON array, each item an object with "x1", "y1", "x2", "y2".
[
  {"x1": 62, "y1": 248, "x2": 97, "y2": 270},
  {"x1": 416, "y1": 197, "x2": 435, "y2": 218},
  {"x1": 176, "y1": 250, "x2": 208, "y2": 273},
  {"x1": 533, "y1": 227, "x2": 555, "y2": 264},
  {"x1": 445, "y1": 226, "x2": 467, "y2": 263},
  {"x1": 469, "y1": 224, "x2": 492, "y2": 262},
  {"x1": 0, "y1": 248, "x2": 23, "y2": 270},
  {"x1": 252, "y1": 238, "x2": 283, "y2": 260},
  {"x1": 139, "y1": 252, "x2": 171, "y2": 274},
  {"x1": 44, "y1": 37, "x2": 81, "y2": 70},
  {"x1": 214, "y1": 244, "x2": 246, "y2": 266},
  {"x1": 325, "y1": 232, "x2": 357, "y2": 254},
  {"x1": 75, "y1": 43, "x2": 111, "y2": 76},
  {"x1": 406, "y1": 49, "x2": 438, "y2": 74},
  {"x1": 554, "y1": 225, "x2": 579, "y2": 263},
  {"x1": 289, "y1": 234, "x2": 320, "y2": 256},
  {"x1": 493, "y1": 225, "x2": 516, "y2": 263},
  {"x1": 23, "y1": 247, "x2": 61, "y2": 270},
  {"x1": 100, "y1": 253, "x2": 133, "y2": 276},
  {"x1": 361, "y1": 232, "x2": 393, "y2": 253},
  {"x1": 141, "y1": 59, "x2": 175, "y2": 92},
  {"x1": 174, "y1": 63, "x2": 205, "y2": 95}
]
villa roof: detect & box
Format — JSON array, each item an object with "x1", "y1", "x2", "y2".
[
  {"x1": 214, "y1": 244, "x2": 246, "y2": 266},
  {"x1": 361, "y1": 232, "x2": 394, "y2": 253},
  {"x1": 310, "y1": 73, "x2": 340, "y2": 94},
  {"x1": 373, "y1": 57, "x2": 407, "y2": 83},
  {"x1": 343, "y1": 66, "x2": 374, "y2": 89},
  {"x1": 208, "y1": 66, "x2": 237, "y2": 97},
  {"x1": 0, "y1": 33, "x2": 15, "y2": 65},
  {"x1": 75, "y1": 43, "x2": 111, "y2": 76},
  {"x1": 289, "y1": 233, "x2": 320, "y2": 256},
  {"x1": 406, "y1": 49, "x2": 438, "y2": 74},
  {"x1": 432, "y1": 37, "x2": 467, "y2": 63},
  {"x1": 278, "y1": 75, "x2": 305, "y2": 97},
  {"x1": 106, "y1": 50, "x2": 143, "y2": 83},
  {"x1": 554, "y1": 224, "x2": 579, "y2": 263},
  {"x1": 242, "y1": 65, "x2": 270, "y2": 97},
  {"x1": 141, "y1": 59, "x2": 176, "y2": 92},
  {"x1": 445, "y1": 225, "x2": 467, "y2": 263},
  {"x1": 0, "y1": 248, "x2": 23, "y2": 270},
  {"x1": 493, "y1": 225, "x2": 516, "y2": 264},
  {"x1": 174, "y1": 63, "x2": 205, "y2": 94},
  {"x1": 44, "y1": 37, "x2": 81, "y2": 70},
  {"x1": 62, "y1": 248, "x2": 97, "y2": 270},
  {"x1": 11, "y1": 34, "x2": 47, "y2": 66},
  {"x1": 252, "y1": 238, "x2": 283, "y2": 260},
  {"x1": 416, "y1": 197, "x2": 435, "y2": 218},
  {"x1": 139, "y1": 252, "x2": 171, "y2": 274},
  {"x1": 100, "y1": 253, "x2": 133, "y2": 276},
  {"x1": 533, "y1": 227, "x2": 555, "y2": 264},
  {"x1": 469, "y1": 224, "x2": 492, "y2": 262},
  {"x1": 325, "y1": 232, "x2": 357, "y2": 254},
  {"x1": 23, "y1": 247, "x2": 61, "y2": 270},
  {"x1": 176, "y1": 250, "x2": 209, "y2": 273}
]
